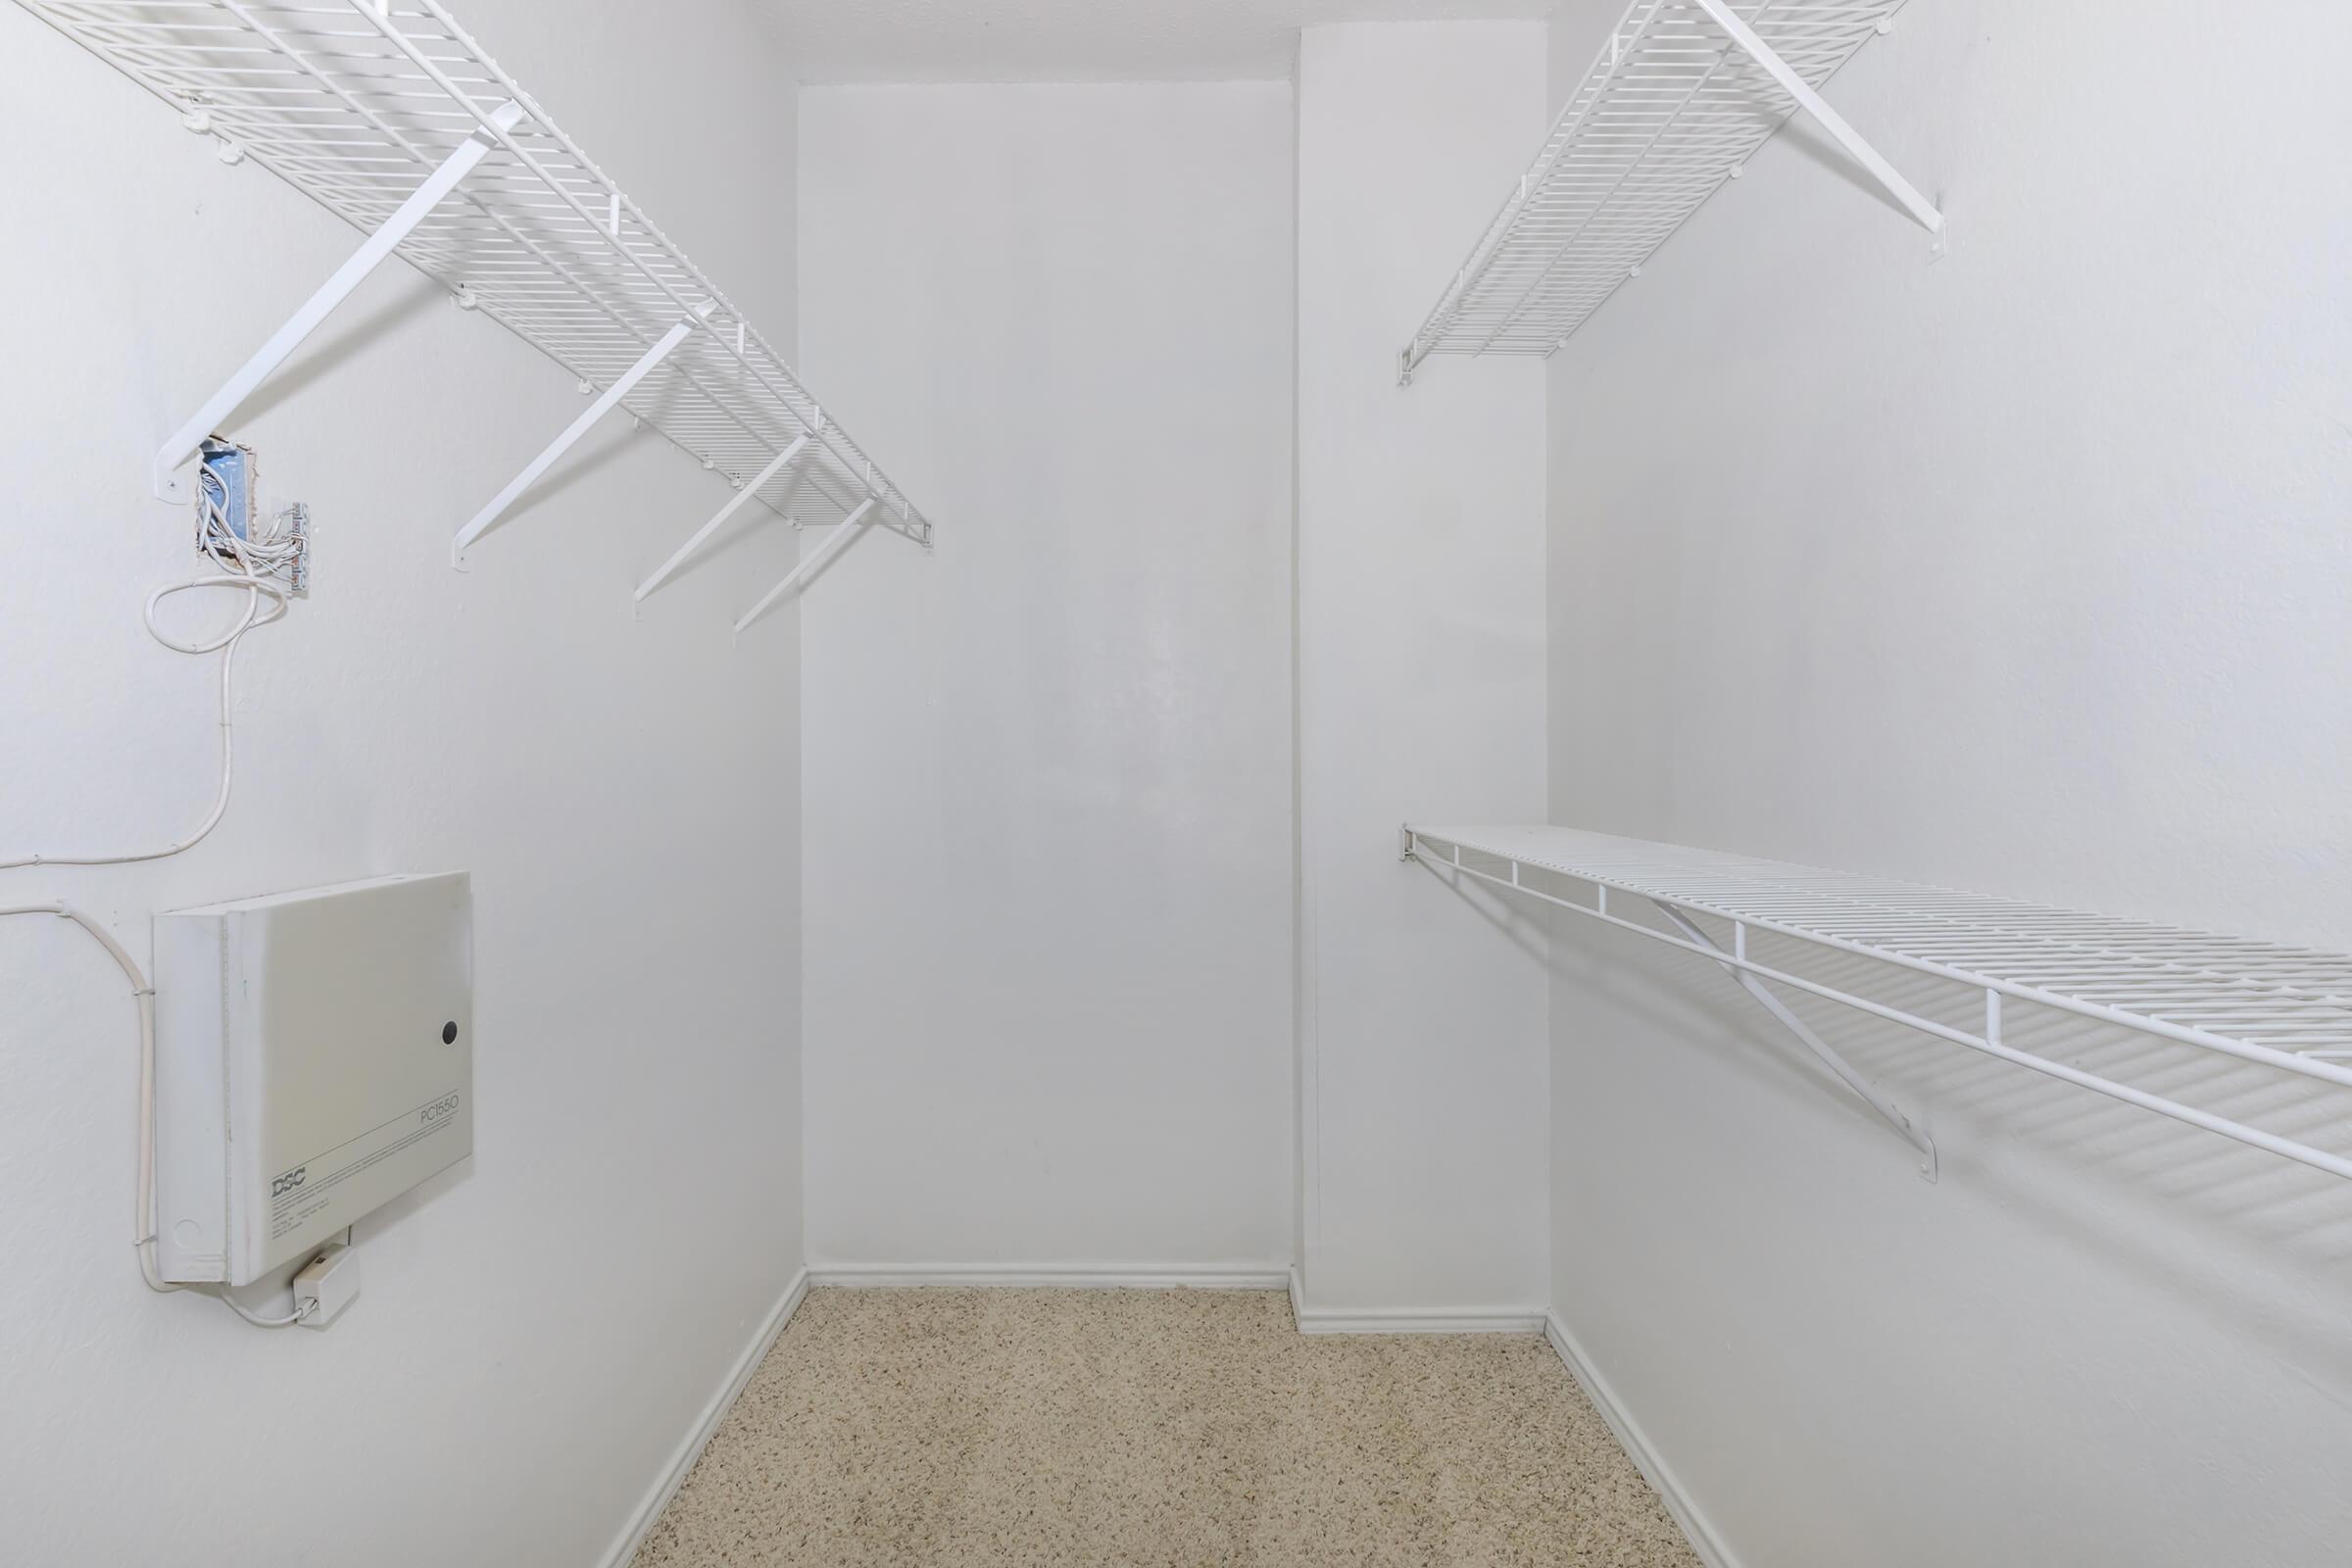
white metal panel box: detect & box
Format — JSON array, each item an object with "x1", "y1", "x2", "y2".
[{"x1": 153, "y1": 873, "x2": 472, "y2": 1285}]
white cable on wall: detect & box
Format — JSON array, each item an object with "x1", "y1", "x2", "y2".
[
  {"x1": 2, "y1": 901, "x2": 310, "y2": 1328},
  {"x1": 0, "y1": 474, "x2": 318, "y2": 1323},
  {"x1": 1, "y1": 903, "x2": 170, "y2": 1292},
  {"x1": 0, "y1": 483, "x2": 291, "y2": 873}
]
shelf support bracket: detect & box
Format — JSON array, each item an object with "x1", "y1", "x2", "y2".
[
  {"x1": 1649, "y1": 899, "x2": 1939, "y2": 1181},
  {"x1": 455, "y1": 305, "x2": 710, "y2": 563},
  {"x1": 733, "y1": 496, "x2": 877, "y2": 638},
  {"x1": 152, "y1": 98, "x2": 527, "y2": 500},
  {"x1": 634, "y1": 430, "x2": 812, "y2": 604},
  {"x1": 1690, "y1": 0, "x2": 1944, "y2": 237}
]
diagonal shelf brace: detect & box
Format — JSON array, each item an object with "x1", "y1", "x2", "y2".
[
  {"x1": 634, "y1": 428, "x2": 813, "y2": 604},
  {"x1": 734, "y1": 496, "x2": 876, "y2": 637},
  {"x1": 1648, "y1": 900, "x2": 1938, "y2": 1181},
  {"x1": 345, "y1": 1, "x2": 922, "y2": 539},
  {"x1": 29, "y1": 0, "x2": 934, "y2": 556},
  {"x1": 152, "y1": 96, "x2": 526, "y2": 500},
  {"x1": 1691, "y1": 0, "x2": 1943, "y2": 236},
  {"x1": 454, "y1": 306, "x2": 710, "y2": 564},
  {"x1": 1402, "y1": 827, "x2": 1934, "y2": 1178},
  {"x1": 1401, "y1": 826, "x2": 2352, "y2": 1185}
]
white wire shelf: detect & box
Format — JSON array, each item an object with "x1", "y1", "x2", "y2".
[
  {"x1": 1400, "y1": 0, "x2": 1936, "y2": 379},
  {"x1": 1404, "y1": 825, "x2": 2352, "y2": 1183},
  {"x1": 22, "y1": 0, "x2": 929, "y2": 612}
]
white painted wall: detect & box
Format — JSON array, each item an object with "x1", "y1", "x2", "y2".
[
  {"x1": 797, "y1": 83, "x2": 1298, "y2": 1274},
  {"x1": 0, "y1": 3, "x2": 808, "y2": 1562},
  {"x1": 1295, "y1": 23, "x2": 1551, "y2": 1317},
  {"x1": 1543, "y1": 1, "x2": 2352, "y2": 1563}
]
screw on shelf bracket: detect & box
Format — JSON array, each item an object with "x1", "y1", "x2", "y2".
[
  {"x1": 1651, "y1": 900, "x2": 1939, "y2": 1182},
  {"x1": 152, "y1": 98, "x2": 526, "y2": 501}
]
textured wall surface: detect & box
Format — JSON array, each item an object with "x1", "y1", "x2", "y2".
[
  {"x1": 769, "y1": 0, "x2": 1554, "y2": 83},
  {"x1": 0, "y1": 2, "x2": 808, "y2": 1562},
  {"x1": 1295, "y1": 23, "x2": 1552, "y2": 1317},
  {"x1": 798, "y1": 83, "x2": 1298, "y2": 1274},
  {"x1": 1543, "y1": 1, "x2": 2352, "y2": 1563}
]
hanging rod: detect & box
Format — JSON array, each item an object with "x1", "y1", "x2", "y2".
[
  {"x1": 1403, "y1": 825, "x2": 2352, "y2": 1183},
  {"x1": 22, "y1": 0, "x2": 931, "y2": 600},
  {"x1": 1400, "y1": 0, "x2": 1938, "y2": 381}
]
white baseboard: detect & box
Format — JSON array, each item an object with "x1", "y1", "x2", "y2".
[
  {"x1": 1288, "y1": 1268, "x2": 1545, "y2": 1335},
  {"x1": 600, "y1": 1267, "x2": 809, "y2": 1568},
  {"x1": 1544, "y1": 1312, "x2": 1740, "y2": 1568},
  {"x1": 1295, "y1": 1303, "x2": 1548, "y2": 1334},
  {"x1": 808, "y1": 1261, "x2": 1294, "y2": 1290}
]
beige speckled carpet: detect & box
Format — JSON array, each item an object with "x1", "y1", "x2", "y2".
[{"x1": 633, "y1": 1288, "x2": 1701, "y2": 1567}]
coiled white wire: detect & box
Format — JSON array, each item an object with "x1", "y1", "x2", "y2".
[{"x1": 1, "y1": 476, "x2": 290, "y2": 871}]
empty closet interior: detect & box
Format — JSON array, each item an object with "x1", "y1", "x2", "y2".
[{"x1": 3, "y1": 1, "x2": 2347, "y2": 1564}]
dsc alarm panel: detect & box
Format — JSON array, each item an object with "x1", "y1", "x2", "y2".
[{"x1": 153, "y1": 873, "x2": 473, "y2": 1286}]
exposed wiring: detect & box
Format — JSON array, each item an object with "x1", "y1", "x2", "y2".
[
  {"x1": 1, "y1": 903, "x2": 171, "y2": 1294},
  {"x1": 0, "y1": 480, "x2": 290, "y2": 872},
  {"x1": 220, "y1": 1293, "x2": 316, "y2": 1328},
  {"x1": 194, "y1": 461, "x2": 308, "y2": 594},
  {"x1": 2, "y1": 903, "x2": 310, "y2": 1328},
  {"x1": 1, "y1": 464, "x2": 314, "y2": 1326}
]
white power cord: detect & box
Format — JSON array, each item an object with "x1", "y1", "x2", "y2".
[
  {"x1": 0, "y1": 475, "x2": 291, "y2": 872},
  {"x1": 220, "y1": 1292, "x2": 316, "y2": 1328},
  {"x1": 1, "y1": 904, "x2": 170, "y2": 1293},
  {"x1": 2, "y1": 903, "x2": 308, "y2": 1328},
  {"x1": 2, "y1": 471, "x2": 312, "y2": 1325}
]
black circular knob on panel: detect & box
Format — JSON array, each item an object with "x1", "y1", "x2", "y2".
[{"x1": 442, "y1": 1020, "x2": 460, "y2": 1045}]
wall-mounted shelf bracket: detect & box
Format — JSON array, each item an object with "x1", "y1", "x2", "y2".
[
  {"x1": 634, "y1": 428, "x2": 813, "y2": 604},
  {"x1": 1649, "y1": 900, "x2": 1936, "y2": 1180},
  {"x1": 1690, "y1": 0, "x2": 1942, "y2": 238},
  {"x1": 151, "y1": 97, "x2": 526, "y2": 501},
  {"x1": 454, "y1": 304, "x2": 711, "y2": 564},
  {"x1": 733, "y1": 495, "x2": 878, "y2": 639},
  {"x1": 1401, "y1": 825, "x2": 2352, "y2": 1185},
  {"x1": 1398, "y1": 0, "x2": 1931, "y2": 375},
  {"x1": 24, "y1": 0, "x2": 933, "y2": 604}
]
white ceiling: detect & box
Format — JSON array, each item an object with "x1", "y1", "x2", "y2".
[{"x1": 767, "y1": 0, "x2": 1558, "y2": 84}]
